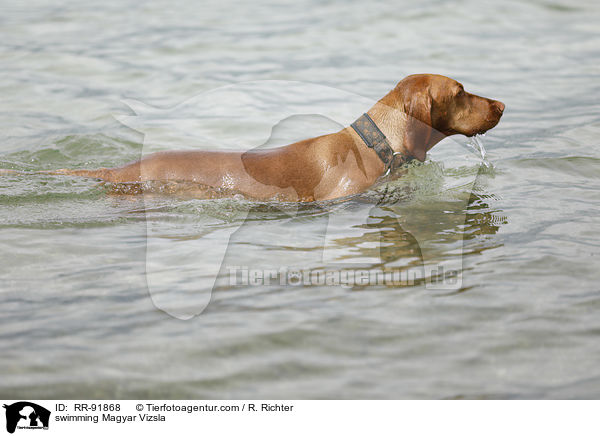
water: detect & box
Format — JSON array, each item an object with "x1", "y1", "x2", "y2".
[
  {"x1": 467, "y1": 135, "x2": 493, "y2": 169},
  {"x1": 1, "y1": 0, "x2": 600, "y2": 399}
]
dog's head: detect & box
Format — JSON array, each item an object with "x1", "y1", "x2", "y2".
[{"x1": 384, "y1": 74, "x2": 504, "y2": 161}]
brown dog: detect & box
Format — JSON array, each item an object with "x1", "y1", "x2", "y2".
[{"x1": 44, "y1": 74, "x2": 504, "y2": 201}]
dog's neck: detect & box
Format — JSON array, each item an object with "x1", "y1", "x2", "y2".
[{"x1": 365, "y1": 103, "x2": 409, "y2": 155}]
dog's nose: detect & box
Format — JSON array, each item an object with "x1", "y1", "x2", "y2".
[{"x1": 494, "y1": 100, "x2": 505, "y2": 113}]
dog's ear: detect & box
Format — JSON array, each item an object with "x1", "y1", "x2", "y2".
[{"x1": 403, "y1": 90, "x2": 433, "y2": 162}]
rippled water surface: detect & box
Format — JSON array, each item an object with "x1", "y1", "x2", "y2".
[{"x1": 1, "y1": 0, "x2": 599, "y2": 399}]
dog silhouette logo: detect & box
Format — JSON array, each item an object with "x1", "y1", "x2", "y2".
[{"x1": 3, "y1": 402, "x2": 50, "y2": 434}]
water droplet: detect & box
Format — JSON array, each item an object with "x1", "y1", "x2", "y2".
[{"x1": 467, "y1": 134, "x2": 493, "y2": 169}]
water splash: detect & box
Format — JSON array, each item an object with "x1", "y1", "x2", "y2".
[{"x1": 467, "y1": 134, "x2": 493, "y2": 169}]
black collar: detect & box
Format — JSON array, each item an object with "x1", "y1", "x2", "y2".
[{"x1": 350, "y1": 113, "x2": 412, "y2": 175}]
